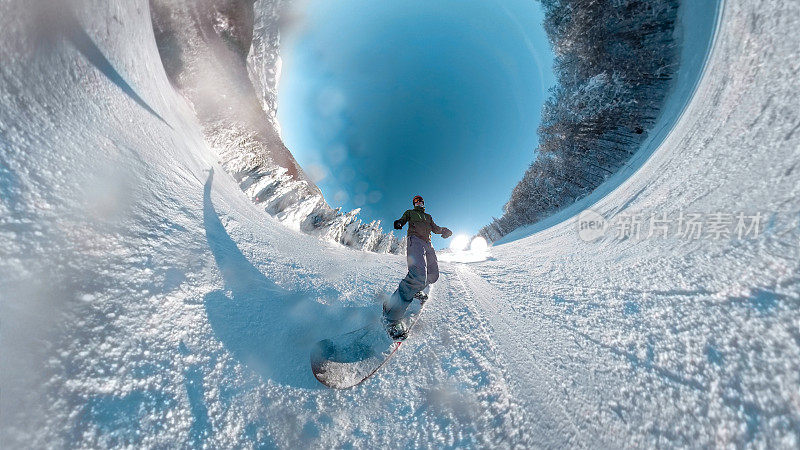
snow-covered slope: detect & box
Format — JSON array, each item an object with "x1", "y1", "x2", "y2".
[
  {"x1": 468, "y1": 0, "x2": 800, "y2": 445},
  {"x1": 1, "y1": 0, "x2": 798, "y2": 448}
]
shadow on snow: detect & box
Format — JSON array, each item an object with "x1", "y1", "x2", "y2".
[
  {"x1": 202, "y1": 169, "x2": 373, "y2": 388},
  {"x1": 45, "y1": 5, "x2": 172, "y2": 128}
]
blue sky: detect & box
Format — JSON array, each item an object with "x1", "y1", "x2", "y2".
[{"x1": 278, "y1": 0, "x2": 554, "y2": 249}]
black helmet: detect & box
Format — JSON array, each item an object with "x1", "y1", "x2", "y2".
[{"x1": 412, "y1": 195, "x2": 424, "y2": 205}]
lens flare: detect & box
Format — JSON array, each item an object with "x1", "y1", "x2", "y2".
[
  {"x1": 450, "y1": 234, "x2": 469, "y2": 252},
  {"x1": 470, "y1": 236, "x2": 488, "y2": 252}
]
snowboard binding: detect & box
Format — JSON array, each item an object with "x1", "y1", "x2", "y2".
[
  {"x1": 413, "y1": 291, "x2": 428, "y2": 304},
  {"x1": 383, "y1": 318, "x2": 409, "y2": 341}
]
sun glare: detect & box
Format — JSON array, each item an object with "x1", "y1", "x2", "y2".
[
  {"x1": 450, "y1": 234, "x2": 469, "y2": 252},
  {"x1": 470, "y1": 236, "x2": 488, "y2": 252}
]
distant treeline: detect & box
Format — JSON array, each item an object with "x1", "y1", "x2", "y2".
[{"x1": 480, "y1": 0, "x2": 680, "y2": 241}]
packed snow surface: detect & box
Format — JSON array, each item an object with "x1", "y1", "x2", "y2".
[{"x1": 1, "y1": 0, "x2": 799, "y2": 448}]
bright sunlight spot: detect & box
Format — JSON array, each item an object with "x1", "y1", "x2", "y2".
[
  {"x1": 470, "y1": 236, "x2": 488, "y2": 252},
  {"x1": 440, "y1": 235, "x2": 491, "y2": 263},
  {"x1": 450, "y1": 234, "x2": 470, "y2": 252}
]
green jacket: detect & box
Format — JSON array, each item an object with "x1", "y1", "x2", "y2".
[{"x1": 397, "y1": 206, "x2": 444, "y2": 242}]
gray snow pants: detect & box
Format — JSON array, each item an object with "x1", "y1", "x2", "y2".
[{"x1": 384, "y1": 235, "x2": 439, "y2": 323}]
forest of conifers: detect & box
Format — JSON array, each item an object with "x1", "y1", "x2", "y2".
[{"x1": 480, "y1": 0, "x2": 680, "y2": 241}]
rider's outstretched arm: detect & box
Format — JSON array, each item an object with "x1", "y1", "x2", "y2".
[
  {"x1": 394, "y1": 210, "x2": 410, "y2": 229},
  {"x1": 429, "y1": 216, "x2": 452, "y2": 238}
]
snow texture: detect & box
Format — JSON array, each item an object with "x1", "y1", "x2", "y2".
[{"x1": 1, "y1": 0, "x2": 799, "y2": 448}]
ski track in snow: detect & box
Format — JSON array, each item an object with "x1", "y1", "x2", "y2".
[{"x1": 1, "y1": 0, "x2": 800, "y2": 447}]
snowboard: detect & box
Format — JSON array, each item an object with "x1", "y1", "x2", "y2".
[{"x1": 310, "y1": 293, "x2": 427, "y2": 389}]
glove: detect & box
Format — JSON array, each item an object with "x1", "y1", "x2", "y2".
[
  {"x1": 393, "y1": 220, "x2": 403, "y2": 230},
  {"x1": 441, "y1": 228, "x2": 452, "y2": 239}
]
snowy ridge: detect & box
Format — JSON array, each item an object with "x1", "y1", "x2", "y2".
[
  {"x1": 149, "y1": 0, "x2": 403, "y2": 253},
  {"x1": 246, "y1": 0, "x2": 283, "y2": 134}
]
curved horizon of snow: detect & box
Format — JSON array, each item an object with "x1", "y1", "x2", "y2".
[
  {"x1": 494, "y1": 0, "x2": 723, "y2": 246},
  {"x1": 1, "y1": 0, "x2": 799, "y2": 448}
]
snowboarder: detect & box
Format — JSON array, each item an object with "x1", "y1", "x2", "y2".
[{"x1": 383, "y1": 195, "x2": 452, "y2": 340}]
